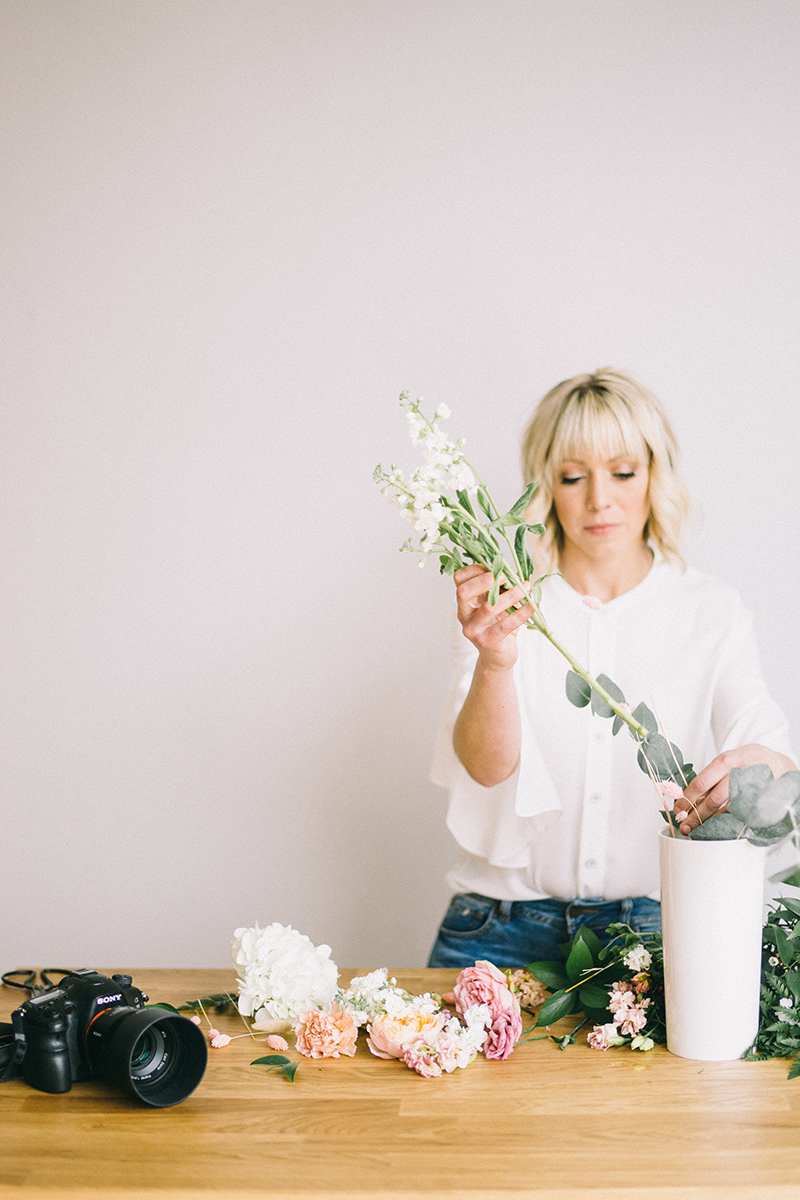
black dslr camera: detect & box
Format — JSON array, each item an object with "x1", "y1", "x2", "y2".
[{"x1": 9, "y1": 969, "x2": 207, "y2": 1107}]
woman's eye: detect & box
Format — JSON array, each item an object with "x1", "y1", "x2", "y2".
[
  {"x1": 560, "y1": 474, "x2": 583, "y2": 485},
  {"x1": 614, "y1": 470, "x2": 636, "y2": 480}
]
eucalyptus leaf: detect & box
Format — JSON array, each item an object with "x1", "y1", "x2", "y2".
[
  {"x1": 526, "y1": 523, "x2": 545, "y2": 536},
  {"x1": 612, "y1": 714, "x2": 624, "y2": 736},
  {"x1": 630, "y1": 702, "x2": 658, "y2": 738},
  {"x1": 751, "y1": 771, "x2": 800, "y2": 827},
  {"x1": 251, "y1": 1055, "x2": 291, "y2": 1066},
  {"x1": 746, "y1": 817, "x2": 792, "y2": 847},
  {"x1": 768, "y1": 865, "x2": 800, "y2": 888},
  {"x1": 727, "y1": 764, "x2": 775, "y2": 825},
  {"x1": 534, "y1": 988, "x2": 580, "y2": 1027},
  {"x1": 565, "y1": 671, "x2": 591, "y2": 708},
  {"x1": 524, "y1": 961, "x2": 569, "y2": 991},
  {"x1": 590, "y1": 673, "x2": 625, "y2": 719},
  {"x1": 638, "y1": 734, "x2": 682, "y2": 781},
  {"x1": 688, "y1": 813, "x2": 747, "y2": 840},
  {"x1": 488, "y1": 575, "x2": 501, "y2": 606},
  {"x1": 281, "y1": 1063, "x2": 299, "y2": 1082}
]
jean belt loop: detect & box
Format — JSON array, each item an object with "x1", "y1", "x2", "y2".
[
  {"x1": 497, "y1": 900, "x2": 513, "y2": 923},
  {"x1": 621, "y1": 896, "x2": 633, "y2": 925}
]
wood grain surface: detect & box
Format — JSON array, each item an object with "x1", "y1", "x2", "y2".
[{"x1": 1, "y1": 968, "x2": 799, "y2": 1200}]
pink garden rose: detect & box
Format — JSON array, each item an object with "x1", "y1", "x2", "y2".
[
  {"x1": 453, "y1": 961, "x2": 520, "y2": 1022},
  {"x1": 483, "y1": 1008, "x2": 523, "y2": 1061},
  {"x1": 587, "y1": 1023, "x2": 619, "y2": 1051},
  {"x1": 366, "y1": 1010, "x2": 447, "y2": 1060},
  {"x1": 294, "y1": 1004, "x2": 358, "y2": 1059}
]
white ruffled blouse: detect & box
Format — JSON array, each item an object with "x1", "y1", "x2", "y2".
[{"x1": 430, "y1": 561, "x2": 793, "y2": 902}]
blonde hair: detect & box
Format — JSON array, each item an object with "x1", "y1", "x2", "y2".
[{"x1": 520, "y1": 368, "x2": 693, "y2": 569}]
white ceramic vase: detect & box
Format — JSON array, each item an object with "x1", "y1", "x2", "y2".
[{"x1": 658, "y1": 826, "x2": 766, "y2": 1061}]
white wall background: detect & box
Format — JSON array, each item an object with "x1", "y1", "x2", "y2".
[{"x1": 1, "y1": 0, "x2": 798, "y2": 969}]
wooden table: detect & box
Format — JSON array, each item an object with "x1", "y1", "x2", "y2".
[{"x1": 2, "y1": 968, "x2": 800, "y2": 1200}]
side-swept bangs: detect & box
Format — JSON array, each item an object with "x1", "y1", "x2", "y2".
[{"x1": 520, "y1": 369, "x2": 694, "y2": 569}]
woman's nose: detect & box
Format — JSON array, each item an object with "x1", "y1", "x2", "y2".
[{"x1": 587, "y1": 475, "x2": 611, "y2": 510}]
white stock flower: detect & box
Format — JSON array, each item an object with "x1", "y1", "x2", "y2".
[
  {"x1": 232, "y1": 923, "x2": 338, "y2": 1026},
  {"x1": 623, "y1": 945, "x2": 652, "y2": 972},
  {"x1": 334, "y1": 968, "x2": 440, "y2": 1027}
]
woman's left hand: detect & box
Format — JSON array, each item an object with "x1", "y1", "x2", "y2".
[{"x1": 675, "y1": 744, "x2": 797, "y2": 835}]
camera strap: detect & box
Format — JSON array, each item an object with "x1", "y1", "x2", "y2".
[{"x1": 0, "y1": 1015, "x2": 26, "y2": 1081}]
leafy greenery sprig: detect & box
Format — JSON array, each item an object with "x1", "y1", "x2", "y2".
[
  {"x1": 744, "y1": 898, "x2": 800, "y2": 1077},
  {"x1": 523, "y1": 923, "x2": 666, "y2": 1051}
]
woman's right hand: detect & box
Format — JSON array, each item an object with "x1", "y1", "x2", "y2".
[{"x1": 455, "y1": 563, "x2": 536, "y2": 672}]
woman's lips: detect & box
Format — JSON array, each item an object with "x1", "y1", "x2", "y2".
[{"x1": 584, "y1": 523, "x2": 619, "y2": 536}]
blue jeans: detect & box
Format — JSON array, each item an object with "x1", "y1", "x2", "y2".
[{"x1": 427, "y1": 893, "x2": 662, "y2": 969}]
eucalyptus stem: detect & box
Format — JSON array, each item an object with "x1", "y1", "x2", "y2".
[{"x1": 522, "y1": 609, "x2": 651, "y2": 742}]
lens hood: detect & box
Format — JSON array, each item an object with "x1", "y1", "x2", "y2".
[{"x1": 87, "y1": 1007, "x2": 207, "y2": 1107}]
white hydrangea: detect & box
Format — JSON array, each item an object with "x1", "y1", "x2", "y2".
[{"x1": 232, "y1": 923, "x2": 338, "y2": 1026}]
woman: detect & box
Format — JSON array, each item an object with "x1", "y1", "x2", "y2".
[{"x1": 428, "y1": 369, "x2": 794, "y2": 968}]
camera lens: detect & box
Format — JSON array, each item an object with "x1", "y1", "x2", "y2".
[
  {"x1": 86, "y1": 1008, "x2": 207, "y2": 1107},
  {"x1": 129, "y1": 1025, "x2": 168, "y2": 1078}
]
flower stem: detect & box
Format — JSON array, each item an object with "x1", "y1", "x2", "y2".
[{"x1": 524, "y1": 610, "x2": 651, "y2": 742}]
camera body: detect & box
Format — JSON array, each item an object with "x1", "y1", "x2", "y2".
[
  {"x1": 13, "y1": 969, "x2": 148, "y2": 1093},
  {"x1": 12, "y1": 969, "x2": 207, "y2": 1107}
]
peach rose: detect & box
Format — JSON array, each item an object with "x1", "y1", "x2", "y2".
[
  {"x1": 453, "y1": 961, "x2": 520, "y2": 1022},
  {"x1": 366, "y1": 1010, "x2": 448, "y2": 1060},
  {"x1": 294, "y1": 1004, "x2": 358, "y2": 1059}
]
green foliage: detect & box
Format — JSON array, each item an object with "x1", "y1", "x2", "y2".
[
  {"x1": 590, "y1": 673, "x2": 626, "y2": 719},
  {"x1": 565, "y1": 671, "x2": 591, "y2": 708},
  {"x1": 687, "y1": 813, "x2": 747, "y2": 840},
  {"x1": 744, "y1": 900, "x2": 800, "y2": 1079},
  {"x1": 771, "y1": 865, "x2": 800, "y2": 888},
  {"x1": 526, "y1": 922, "x2": 666, "y2": 1049},
  {"x1": 179, "y1": 993, "x2": 237, "y2": 1015},
  {"x1": 251, "y1": 1054, "x2": 298, "y2": 1082}
]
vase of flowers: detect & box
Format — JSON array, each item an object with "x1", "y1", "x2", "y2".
[{"x1": 659, "y1": 826, "x2": 766, "y2": 1060}]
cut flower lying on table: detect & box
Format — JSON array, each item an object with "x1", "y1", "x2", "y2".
[{"x1": 229, "y1": 924, "x2": 536, "y2": 1079}]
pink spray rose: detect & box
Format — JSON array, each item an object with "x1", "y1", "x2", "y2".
[
  {"x1": 453, "y1": 961, "x2": 520, "y2": 1022},
  {"x1": 587, "y1": 1023, "x2": 621, "y2": 1051},
  {"x1": 294, "y1": 1004, "x2": 358, "y2": 1059},
  {"x1": 403, "y1": 1043, "x2": 444, "y2": 1078},
  {"x1": 483, "y1": 1008, "x2": 523, "y2": 1061}
]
